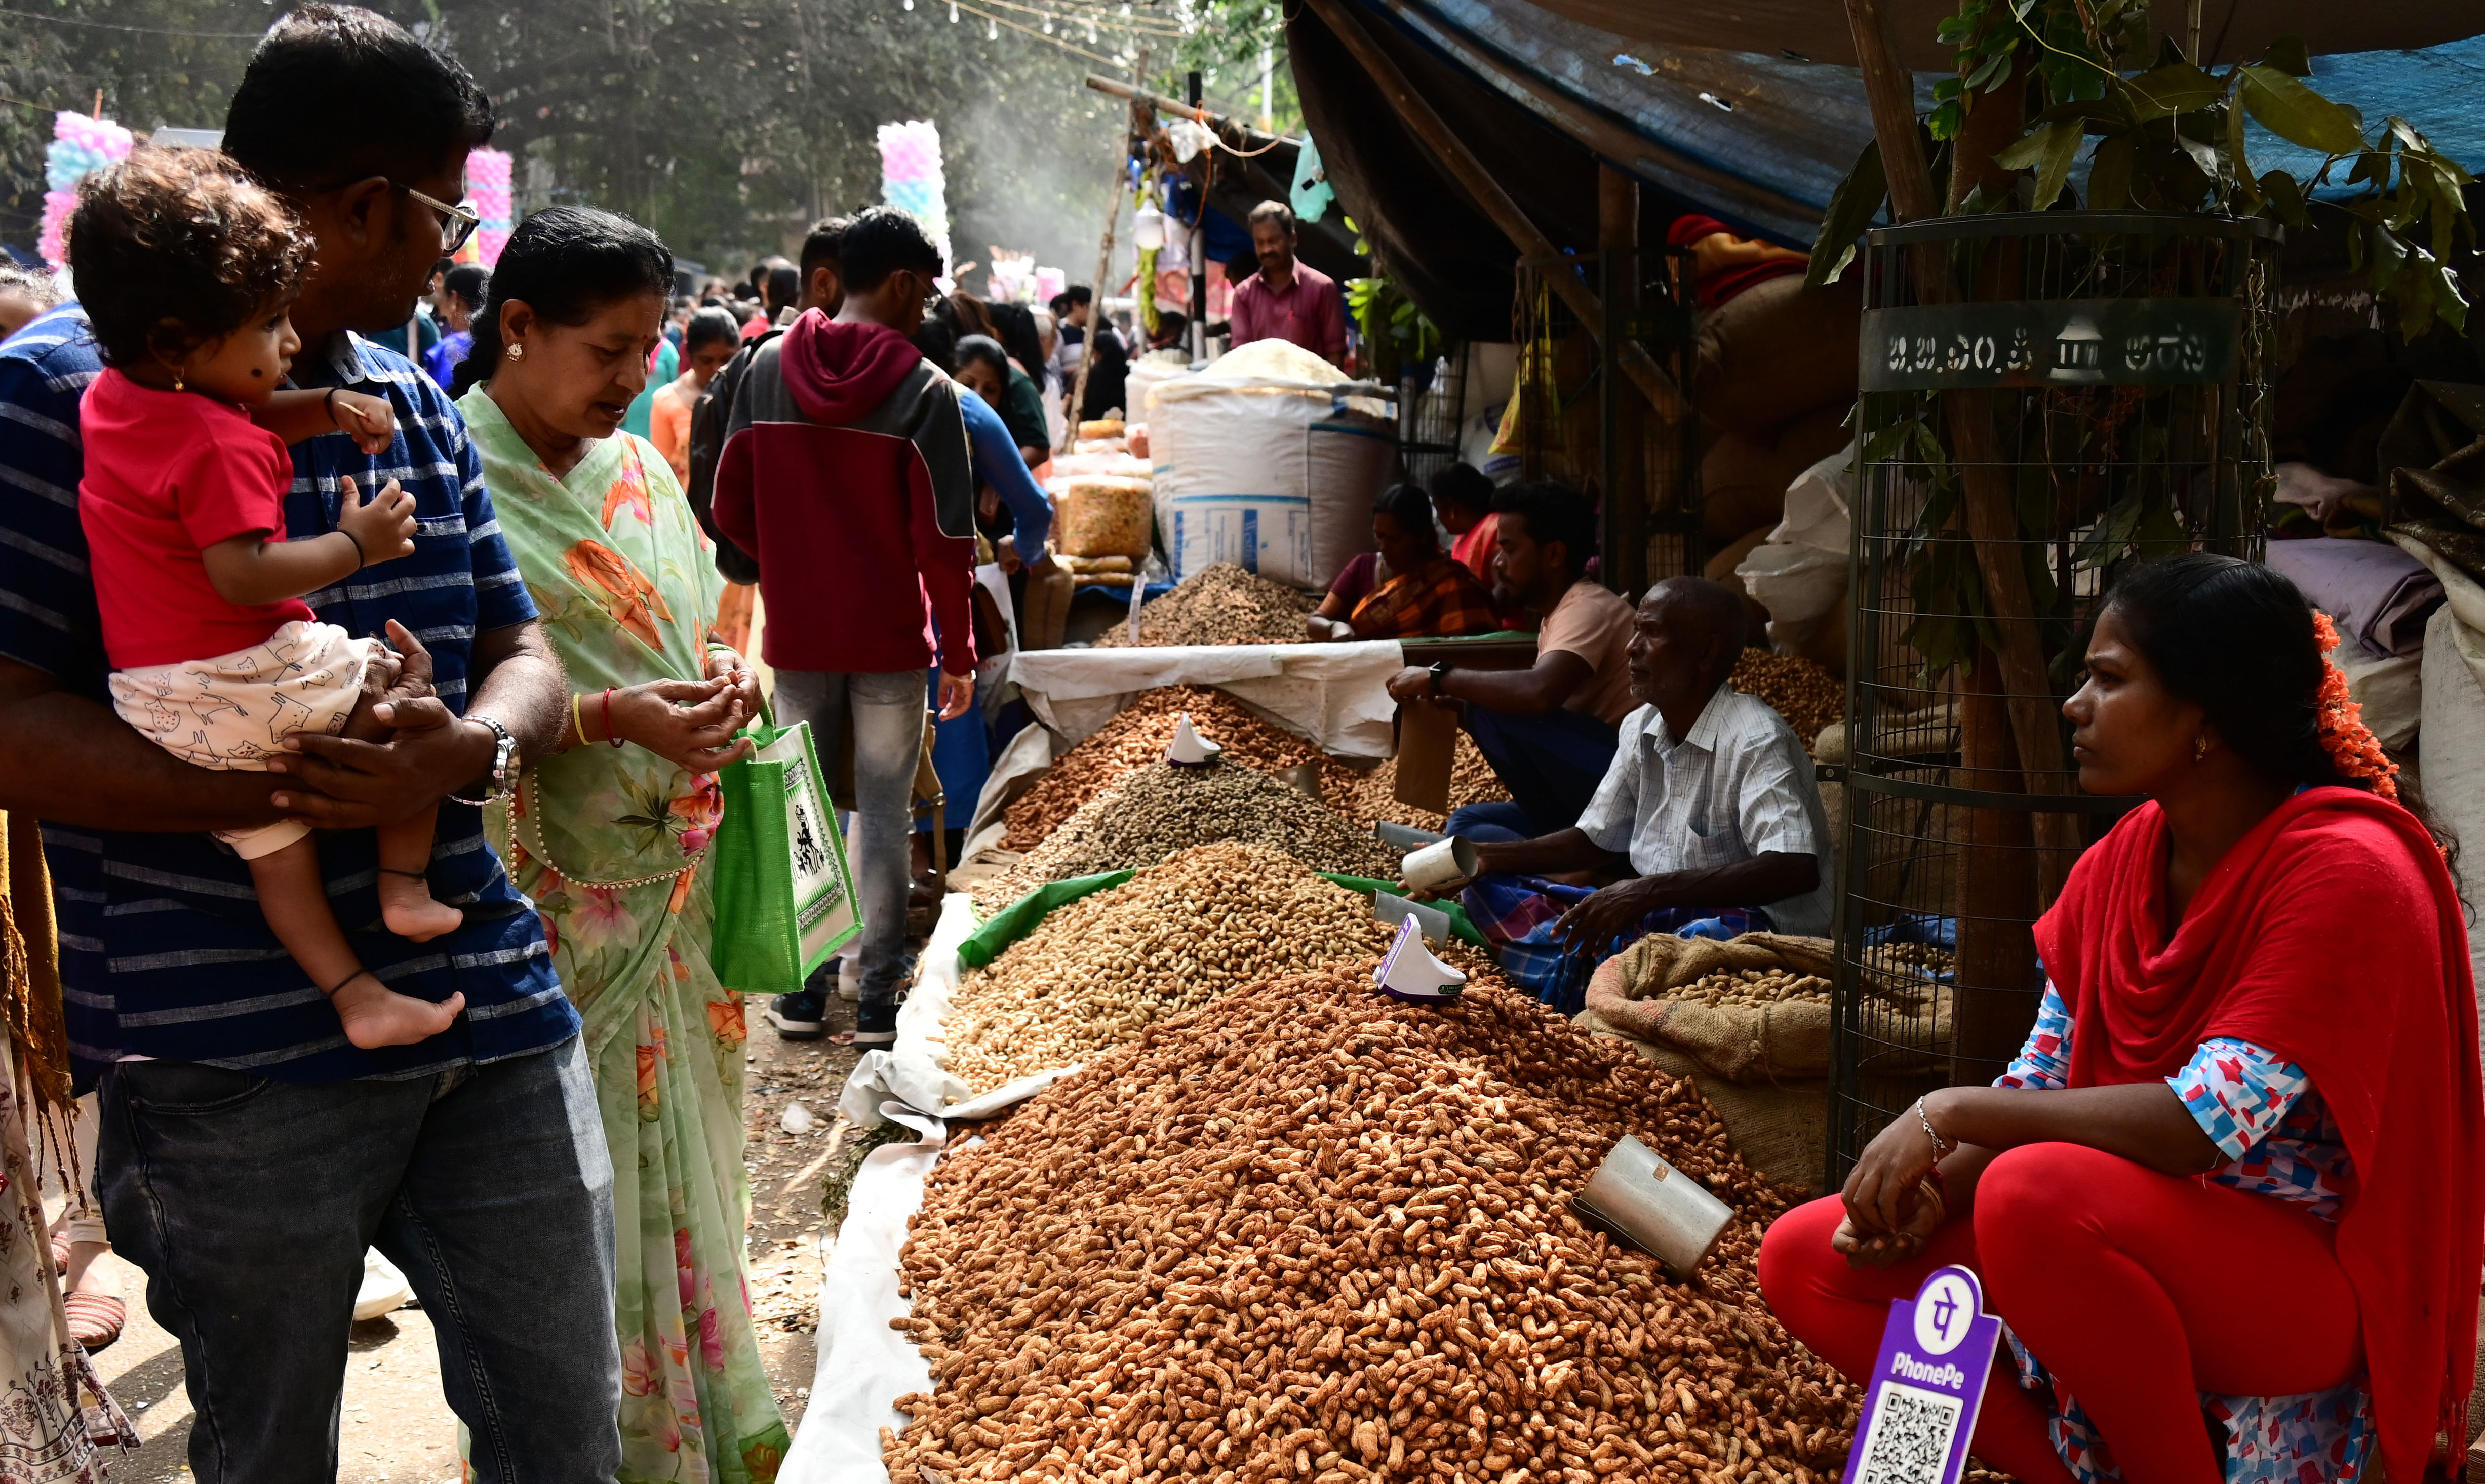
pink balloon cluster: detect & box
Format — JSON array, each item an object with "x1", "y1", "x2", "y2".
[
  {"x1": 37, "y1": 112, "x2": 135, "y2": 269},
  {"x1": 466, "y1": 148, "x2": 515, "y2": 266},
  {"x1": 876, "y1": 119, "x2": 951, "y2": 271}
]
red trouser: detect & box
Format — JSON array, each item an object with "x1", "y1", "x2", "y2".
[{"x1": 1755, "y1": 1143, "x2": 2362, "y2": 1484}]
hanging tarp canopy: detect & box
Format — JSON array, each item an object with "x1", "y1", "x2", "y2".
[
  {"x1": 1520, "y1": 0, "x2": 2484, "y2": 71},
  {"x1": 1289, "y1": 0, "x2": 2485, "y2": 336}
]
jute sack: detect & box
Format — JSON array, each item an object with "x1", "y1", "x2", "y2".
[
  {"x1": 1577, "y1": 981, "x2": 1828, "y2": 1194},
  {"x1": 1591, "y1": 932, "x2": 1837, "y2": 1084}
]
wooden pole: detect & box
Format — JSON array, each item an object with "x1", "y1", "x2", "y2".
[
  {"x1": 1064, "y1": 50, "x2": 1150, "y2": 452},
  {"x1": 1843, "y1": 0, "x2": 2079, "y2": 902},
  {"x1": 1598, "y1": 164, "x2": 1647, "y2": 594},
  {"x1": 1296, "y1": 0, "x2": 1686, "y2": 423}
]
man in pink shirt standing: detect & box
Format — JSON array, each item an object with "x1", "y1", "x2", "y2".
[{"x1": 1228, "y1": 200, "x2": 1347, "y2": 366}]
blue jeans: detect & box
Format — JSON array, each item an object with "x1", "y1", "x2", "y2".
[
  {"x1": 97, "y1": 1035, "x2": 620, "y2": 1484},
  {"x1": 1462, "y1": 703, "x2": 1621, "y2": 836},
  {"x1": 774, "y1": 668, "x2": 924, "y2": 1002},
  {"x1": 1445, "y1": 800, "x2": 1536, "y2": 844}
]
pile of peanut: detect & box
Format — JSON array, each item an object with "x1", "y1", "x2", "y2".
[
  {"x1": 886, "y1": 971, "x2": 1858, "y2": 1484},
  {"x1": 946, "y1": 843, "x2": 1395, "y2": 1094},
  {"x1": 973, "y1": 761, "x2": 1401, "y2": 912},
  {"x1": 1669, "y1": 968, "x2": 1832, "y2": 1009},
  {"x1": 1098, "y1": 562, "x2": 1317, "y2": 648},
  {"x1": 1729, "y1": 650, "x2": 1842, "y2": 755},
  {"x1": 1006, "y1": 689, "x2": 1330, "y2": 851},
  {"x1": 1325, "y1": 735, "x2": 1512, "y2": 834}
]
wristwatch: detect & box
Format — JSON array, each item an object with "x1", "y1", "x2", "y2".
[
  {"x1": 449, "y1": 713, "x2": 518, "y2": 806},
  {"x1": 1428, "y1": 660, "x2": 1455, "y2": 697}
]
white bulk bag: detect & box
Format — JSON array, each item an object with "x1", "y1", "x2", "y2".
[{"x1": 1146, "y1": 340, "x2": 1393, "y2": 589}]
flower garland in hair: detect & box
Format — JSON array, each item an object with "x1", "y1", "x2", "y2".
[{"x1": 2312, "y1": 612, "x2": 2400, "y2": 802}]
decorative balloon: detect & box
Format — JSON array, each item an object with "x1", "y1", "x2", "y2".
[
  {"x1": 465, "y1": 148, "x2": 515, "y2": 267},
  {"x1": 876, "y1": 119, "x2": 952, "y2": 274},
  {"x1": 38, "y1": 112, "x2": 134, "y2": 269}
]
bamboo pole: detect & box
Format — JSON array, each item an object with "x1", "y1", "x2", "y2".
[
  {"x1": 1063, "y1": 49, "x2": 1150, "y2": 454},
  {"x1": 1296, "y1": 0, "x2": 1685, "y2": 424}
]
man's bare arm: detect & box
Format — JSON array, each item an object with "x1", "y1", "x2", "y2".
[{"x1": 0, "y1": 656, "x2": 283, "y2": 832}]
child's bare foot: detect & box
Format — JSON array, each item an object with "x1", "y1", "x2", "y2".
[
  {"x1": 378, "y1": 868, "x2": 463, "y2": 942},
  {"x1": 330, "y1": 971, "x2": 464, "y2": 1050}
]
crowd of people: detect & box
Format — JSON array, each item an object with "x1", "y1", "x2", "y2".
[{"x1": 0, "y1": 3, "x2": 2475, "y2": 1481}]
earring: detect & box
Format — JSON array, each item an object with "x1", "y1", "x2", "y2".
[
  {"x1": 2194, "y1": 735, "x2": 2211, "y2": 763},
  {"x1": 506, "y1": 343, "x2": 524, "y2": 361},
  {"x1": 171, "y1": 370, "x2": 185, "y2": 392}
]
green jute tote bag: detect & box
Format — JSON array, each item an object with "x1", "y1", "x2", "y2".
[{"x1": 710, "y1": 717, "x2": 863, "y2": 994}]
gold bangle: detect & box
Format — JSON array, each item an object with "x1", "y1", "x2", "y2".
[{"x1": 571, "y1": 690, "x2": 588, "y2": 746}]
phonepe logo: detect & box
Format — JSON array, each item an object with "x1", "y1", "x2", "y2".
[
  {"x1": 1913, "y1": 1271, "x2": 1977, "y2": 1355},
  {"x1": 1886, "y1": 1351, "x2": 1970, "y2": 1390}
]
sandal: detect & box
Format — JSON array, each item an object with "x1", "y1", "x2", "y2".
[{"x1": 62, "y1": 1292, "x2": 124, "y2": 1352}]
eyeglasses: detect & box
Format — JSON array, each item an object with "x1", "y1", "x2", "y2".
[{"x1": 400, "y1": 183, "x2": 481, "y2": 255}]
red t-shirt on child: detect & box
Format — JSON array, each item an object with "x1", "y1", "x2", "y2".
[{"x1": 78, "y1": 368, "x2": 316, "y2": 670}]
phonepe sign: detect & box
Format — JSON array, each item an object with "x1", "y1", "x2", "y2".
[{"x1": 1840, "y1": 1265, "x2": 2000, "y2": 1484}]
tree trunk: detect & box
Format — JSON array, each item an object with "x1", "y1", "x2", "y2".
[{"x1": 1952, "y1": 663, "x2": 2041, "y2": 1087}]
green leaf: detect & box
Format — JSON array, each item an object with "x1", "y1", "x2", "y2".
[
  {"x1": 2261, "y1": 34, "x2": 2312, "y2": 78},
  {"x1": 2223, "y1": 99, "x2": 2256, "y2": 207},
  {"x1": 1992, "y1": 122, "x2": 2057, "y2": 172},
  {"x1": 2088, "y1": 132, "x2": 2136, "y2": 210},
  {"x1": 2257, "y1": 169, "x2": 2309, "y2": 224},
  {"x1": 2238, "y1": 64, "x2": 2367, "y2": 155},
  {"x1": 2123, "y1": 60, "x2": 2223, "y2": 117},
  {"x1": 1805, "y1": 137, "x2": 1885, "y2": 290},
  {"x1": 2031, "y1": 115, "x2": 2083, "y2": 208}
]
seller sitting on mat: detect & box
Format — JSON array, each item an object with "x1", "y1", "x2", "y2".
[
  {"x1": 1308, "y1": 482, "x2": 1501, "y2": 642},
  {"x1": 1434, "y1": 576, "x2": 1832, "y2": 1011},
  {"x1": 1385, "y1": 480, "x2": 1637, "y2": 837}
]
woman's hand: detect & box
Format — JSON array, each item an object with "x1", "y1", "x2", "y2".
[
  {"x1": 703, "y1": 647, "x2": 764, "y2": 727},
  {"x1": 609, "y1": 677, "x2": 754, "y2": 773},
  {"x1": 1842, "y1": 1093, "x2": 1952, "y2": 1239},
  {"x1": 1830, "y1": 1197, "x2": 1947, "y2": 1269}
]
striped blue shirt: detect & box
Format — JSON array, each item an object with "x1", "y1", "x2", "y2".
[{"x1": 0, "y1": 304, "x2": 577, "y2": 1088}]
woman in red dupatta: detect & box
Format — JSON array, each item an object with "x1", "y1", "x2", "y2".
[{"x1": 1759, "y1": 554, "x2": 2482, "y2": 1482}]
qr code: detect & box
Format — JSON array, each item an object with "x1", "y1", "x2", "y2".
[{"x1": 1853, "y1": 1382, "x2": 1963, "y2": 1484}]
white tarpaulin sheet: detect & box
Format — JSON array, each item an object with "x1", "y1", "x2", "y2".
[
  {"x1": 792, "y1": 894, "x2": 1080, "y2": 1481},
  {"x1": 1005, "y1": 639, "x2": 1404, "y2": 758}
]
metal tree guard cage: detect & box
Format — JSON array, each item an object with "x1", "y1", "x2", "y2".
[
  {"x1": 1828, "y1": 212, "x2": 2278, "y2": 1185},
  {"x1": 1509, "y1": 246, "x2": 1704, "y2": 592}
]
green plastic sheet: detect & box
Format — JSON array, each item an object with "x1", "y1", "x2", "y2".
[{"x1": 956, "y1": 869, "x2": 1486, "y2": 970}]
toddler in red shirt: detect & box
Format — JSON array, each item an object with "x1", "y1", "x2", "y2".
[{"x1": 67, "y1": 147, "x2": 465, "y2": 1049}]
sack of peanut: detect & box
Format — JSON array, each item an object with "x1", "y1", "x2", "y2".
[
  {"x1": 884, "y1": 969, "x2": 1859, "y2": 1484},
  {"x1": 1582, "y1": 935, "x2": 1839, "y2": 1086}
]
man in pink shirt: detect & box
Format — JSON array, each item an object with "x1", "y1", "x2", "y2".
[{"x1": 1228, "y1": 200, "x2": 1347, "y2": 366}]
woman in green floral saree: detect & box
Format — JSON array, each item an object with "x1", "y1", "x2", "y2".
[{"x1": 449, "y1": 207, "x2": 787, "y2": 1482}]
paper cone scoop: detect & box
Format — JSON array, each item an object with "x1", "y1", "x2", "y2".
[
  {"x1": 1374, "y1": 915, "x2": 1466, "y2": 1001},
  {"x1": 1164, "y1": 713, "x2": 1223, "y2": 766}
]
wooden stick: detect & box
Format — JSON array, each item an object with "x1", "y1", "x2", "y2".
[
  {"x1": 1298, "y1": 0, "x2": 1685, "y2": 423},
  {"x1": 1063, "y1": 50, "x2": 1150, "y2": 453}
]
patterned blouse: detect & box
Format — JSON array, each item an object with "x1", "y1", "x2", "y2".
[{"x1": 1993, "y1": 985, "x2": 2370, "y2": 1483}]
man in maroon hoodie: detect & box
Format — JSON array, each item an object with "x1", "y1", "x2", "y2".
[{"x1": 714, "y1": 205, "x2": 978, "y2": 1049}]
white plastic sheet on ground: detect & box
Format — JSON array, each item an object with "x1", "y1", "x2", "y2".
[
  {"x1": 793, "y1": 895, "x2": 1081, "y2": 1482},
  {"x1": 1005, "y1": 639, "x2": 1404, "y2": 758}
]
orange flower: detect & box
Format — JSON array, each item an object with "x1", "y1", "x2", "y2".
[
  {"x1": 564, "y1": 539, "x2": 674, "y2": 650},
  {"x1": 706, "y1": 998, "x2": 746, "y2": 1044},
  {"x1": 668, "y1": 861, "x2": 698, "y2": 915},
  {"x1": 635, "y1": 1039, "x2": 659, "y2": 1111},
  {"x1": 602, "y1": 458, "x2": 654, "y2": 530},
  {"x1": 2311, "y1": 612, "x2": 2400, "y2": 801}
]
